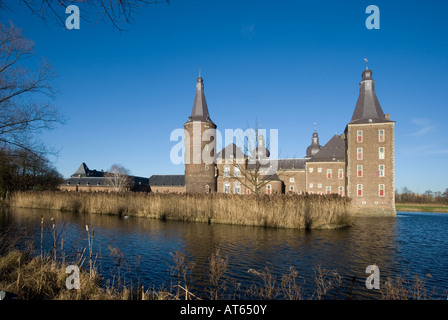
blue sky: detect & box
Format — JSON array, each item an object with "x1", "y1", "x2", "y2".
[{"x1": 3, "y1": 0, "x2": 448, "y2": 193}]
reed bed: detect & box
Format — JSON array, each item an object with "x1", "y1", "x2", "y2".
[{"x1": 8, "y1": 191, "x2": 353, "y2": 229}]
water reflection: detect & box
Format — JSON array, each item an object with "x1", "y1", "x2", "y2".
[{"x1": 1, "y1": 207, "x2": 447, "y2": 299}]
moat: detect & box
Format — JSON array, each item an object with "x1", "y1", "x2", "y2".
[{"x1": 1, "y1": 207, "x2": 447, "y2": 299}]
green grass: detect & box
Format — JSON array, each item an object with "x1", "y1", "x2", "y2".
[{"x1": 396, "y1": 203, "x2": 448, "y2": 213}]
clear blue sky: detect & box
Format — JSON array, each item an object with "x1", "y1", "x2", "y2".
[{"x1": 3, "y1": 0, "x2": 448, "y2": 193}]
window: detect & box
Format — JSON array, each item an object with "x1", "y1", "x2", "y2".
[
  {"x1": 317, "y1": 183, "x2": 322, "y2": 189},
  {"x1": 289, "y1": 185, "x2": 294, "y2": 192},
  {"x1": 318, "y1": 167, "x2": 322, "y2": 173},
  {"x1": 309, "y1": 168, "x2": 313, "y2": 173},
  {"x1": 326, "y1": 186, "x2": 331, "y2": 195},
  {"x1": 224, "y1": 182, "x2": 230, "y2": 194},
  {"x1": 266, "y1": 184, "x2": 272, "y2": 195},
  {"x1": 339, "y1": 186, "x2": 344, "y2": 196},
  {"x1": 357, "y1": 148, "x2": 363, "y2": 160},
  {"x1": 234, "y1": 182, "x2": 241, "y2": 194},
  {"x1": 378, "y1": 165, "x2": 385, "y2": 177},
  {"x1": 357, "y1": 130, "x2": 363, "y2": 142},
  {"x1": 309, "y1": 183, "x2": 314, "y2": 188},
  {"x1": 223, "y1": 165, "x2": 230, "y2": 177},
  {"x1": 357, "y1": 165, "x2": 363, "y2": 177},
  {"x1": 290, "y1": 177, "x2": 295, "y2": 183},
  {"x1": 205, "y1": 144, "x2": 209, "y2": 151},
  {"x1": 246, "y1": 189, "x2": 251, "y2": 194},
  {"x1": 205, "y1": 185, "x2": 210, "y2": 193},
  {"x1": 205, "y1": 164, "x2": 209, "y2": 170},
  {"x1": 379, "y1": 147, "x2": 385, "y2": 160},
  {"x1": 379, "y1": 129, "x2": 385, "y2": 142},
  {"x1": 357, "y1": 184, "x2": 363, "y2": 196},
  {"x1": 338, "y1": 168, "x2": 344, "y2": 179},
  {"x1": 327, "y1": 169, "x2": 332, "y2": 179},
  {"x1": 234, "y1": 167, "x2": 240, "y2": 177},
  {"x1": 379, "y1": 184, "x2": 385, "y2": 197}
]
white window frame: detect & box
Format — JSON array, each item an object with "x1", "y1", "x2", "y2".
[
  {"x1": 338, "y1": 168, "x2": 344, "y2": 179},
  {"x1": 339, "y1": 186, "x2": 344, "y2": 196},
  {"x1": 326, "y1": 186, "x2": 331, "y2": 195},
  {"x1": 357, "y1": 130, "x2": 363, "y2": 143},
  {"x1": 379, "y1": 184, "x2": 385, "y2": 197},
  {"x1": 357, "y1": 165, "x2": 363, "y2": 177},
  {"x1": 223, "y1": 165, "x2": 230, "y2": 177},
  {"x1": 234, "y1": 166, "x2": 241, "y2": 177},
  {"x1": 357, "y1": 147, "x2": 363, "y2": 160},
  {"x1": 224, "y1": 182, "x2": 230, "y2": 194},
  {"x1": 289, "y1": 177, "x2": 295, "y2": 183},
  {"x1": 309, "y1": 183, "x2": 313, "y2": 188},
  {"x1": 378, "y1": 129, "x2": 385, "y2": 142},
  {"x1": 318, "y1": 167, "x2": 322, "y2": 173},
  {"x1": 289, "y1": 185, "x2": 294, "y2": 191},
  {"x1": 379, "y1": 164, "x2": 385, "y2": 177},
  {"x1": 234, "y1": 182, "x2": 241, "y2": 194},
  {"x1": 327, "y1": 169, "x2": 332, "y2": 179},
  {"x1": 309, "y1": 167, "x2": 313, "y2": 173},
  {"x1": 317, "y1": 183, "x2": 322, "y2": 189},
  {"x1": 379, "y1": 147, "x2": 385, "y2": 160},
  {"x1": 357, "y1": 184, "x2": 363, "y2": 196}
]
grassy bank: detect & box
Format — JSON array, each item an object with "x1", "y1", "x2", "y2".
[
  {"x1": 396, "y1": 203, "x2": 448, "y2": 213},
  {"x1": 8, "y1": 191, "x2": 353, "y2": 229}
]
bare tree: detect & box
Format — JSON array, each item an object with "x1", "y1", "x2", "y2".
[
  {"x1": 17, "y1": 0, "x2": 170, "y2": 31},
  {"x1": 105, "y1": 163, "x2": 132, "y2": 192},
  {"x1": 222, "y1": 122, "x2": 284, "y2": 197},
  {"x1": 0, "y1": 22, "x2": 62, "y2": 156}
]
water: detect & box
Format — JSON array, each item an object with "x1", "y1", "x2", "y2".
[{"x1": 1, "y1": 207, "x2": 447, "y2": 299}]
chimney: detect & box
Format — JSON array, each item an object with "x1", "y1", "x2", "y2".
[{"x1": 385, "y1": 113, "x2": 390, "y2": 120}]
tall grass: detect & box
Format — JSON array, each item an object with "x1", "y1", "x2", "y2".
[{"x1": 8, "y1": 191, "x2": 353, "y2": 229}]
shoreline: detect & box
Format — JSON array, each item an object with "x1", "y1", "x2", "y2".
[{"x1": 395, "y1": 203, "x2": 448, "y2": 214}]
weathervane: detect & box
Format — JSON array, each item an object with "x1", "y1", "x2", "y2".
[{"x1": 364, "y1": 58, "x2": 369, "y2": 70}]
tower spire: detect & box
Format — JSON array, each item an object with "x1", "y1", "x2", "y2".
[
  {"x1": 350, "y1": 67, "x2": 388, "y2": 124},
  {"x1": 188, "y1": 74, "x2": 214, "y2": 124},
  {"x1": 364, "y1": 58, "x2": 369, "y2": 70}
]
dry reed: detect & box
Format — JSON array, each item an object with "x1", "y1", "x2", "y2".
[{"x1": 8, "y1": 191, "x2": 353, "y2": 229}]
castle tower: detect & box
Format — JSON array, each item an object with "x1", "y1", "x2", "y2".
[
  {"x1": 345, "y1": 67, "x2": 395, "y2": 215},
  {"x1": 184, "y1": 75, "x2": 217, "y2": 193},
  {"x1": 306, "y1": 123, "x2": 323, "y2": 157}
]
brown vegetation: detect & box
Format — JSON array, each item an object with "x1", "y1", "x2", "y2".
[{"x1": 8, "y1": 191, "x2": 353, "y2": 229}]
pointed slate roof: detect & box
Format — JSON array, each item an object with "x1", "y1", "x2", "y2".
[
  {"x1": 188, "y1": 76, "x2": 214, "y2": 124},
  {"x1": 307, "y1": 134, "x2": 345, "y2": 162},
  {"x1": 72, "y1": 163, "x2": 89, "y2": 177},
  {"x1": 350, "y1": 69, "x2": 391, "y2": 124},
  {"x1": 216, "y1": 143, "x2": 246, "y2": 160}
]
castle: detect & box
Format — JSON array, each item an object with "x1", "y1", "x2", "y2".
[
  {"x1": 62, "y1": 66, "x2": 396, "y2": 216},
  {"x1": 149, "y1": 66, "x2": 396, "y2": 215}
]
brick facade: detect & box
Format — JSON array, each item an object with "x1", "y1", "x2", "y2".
[{"x1": 345, "y1": 122, "x2": 395, "y2": 215}]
